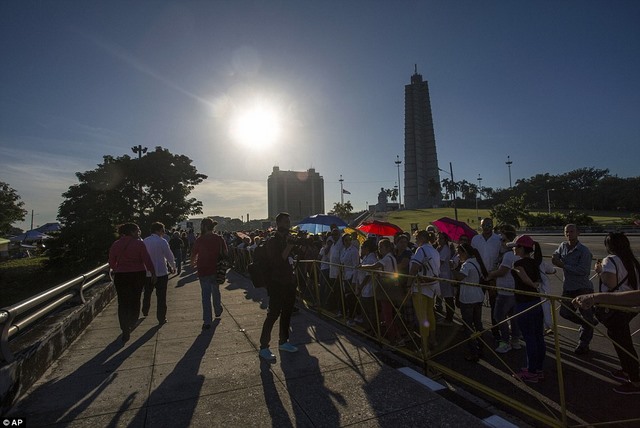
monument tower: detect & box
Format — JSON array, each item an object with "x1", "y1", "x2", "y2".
[{"x1": 404, "y1": 65, "x2": 441, "y2": 209}]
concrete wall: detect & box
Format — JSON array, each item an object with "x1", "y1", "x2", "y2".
[{"x1": 0, "y1": 281, "x2": 115, "y2": 415}]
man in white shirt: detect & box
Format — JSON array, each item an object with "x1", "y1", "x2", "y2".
[
  {"x1": 471, "y1": 217, "x2": 502, "y2": 341},
  {"x1": 408, "y1": 230, "x2": 441, "y2": 355},
  {"x1": 143, "y1": 222, "x2": 177, "y2": 325}
]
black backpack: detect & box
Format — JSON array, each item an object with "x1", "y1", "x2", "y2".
[{"x1": 248, "y1": 239, "x2": 270, "y2": 288}]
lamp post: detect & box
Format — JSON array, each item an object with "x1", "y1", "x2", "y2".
[
  {"x1": 506, "y1": 155, "x2": 513, "y2": 188},
  {"x1": 339, "y1": 174, "x2": 344, "y2": 204},
  {"x1": 395, "y1": 155, "x2": 402, "y2": 210},
  {"x1": 476, "y1": 174, "x2": 482, "y2": 222},
  {"x1": 438, "y1": 163, "x2": 458, "y2": 221},
  {"x1": 131, "y1": 145, "x2": 148, "y2": 218},
  {"x1": 547, "y1": 188, "x2": 555, "y2": 214}
]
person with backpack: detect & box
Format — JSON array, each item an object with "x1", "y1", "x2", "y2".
[
  {"x1": 407, "y1": 230, "x2": 441, "y2": 356},
  {"x1": 453, "y1": 243, "x2": 487, "y2": 362},
  {"x1": 258, "y1": 212, "x2": 299, "y2": 362}
]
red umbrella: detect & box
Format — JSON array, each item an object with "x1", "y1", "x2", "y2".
[
  {"x1": 357, "y1": 220, "x2": 403, "y2": 236},
  {"x1": 432, "y1": 217, "x2": 477, "y2": 242}
]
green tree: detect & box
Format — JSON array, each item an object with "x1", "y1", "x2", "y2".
[
  {"x1": 49, "y1": 147, "x2": 206, "y2": 269},
  {"x1": 490, "y1": 195, "x2": 529, "y2": 228},
  {"x1": 0, "y1": 181, "x2": 27, "y2": 235},
  {"x1": 330, "y1": 201, "x2": 353, "y2": 219},
  {"x1": 384, "y1": 188, "x2": 398, "y2": 202}
]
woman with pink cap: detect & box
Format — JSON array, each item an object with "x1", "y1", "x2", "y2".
[{"x1": 508, "y1": 235, "x2": 545, "y2": 383}]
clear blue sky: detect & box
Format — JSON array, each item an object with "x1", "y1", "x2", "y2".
[{"x1": 2, "y1": 1, "x2": 639, "y2": 230}]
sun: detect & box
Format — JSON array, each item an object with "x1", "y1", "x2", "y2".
[{"x1": 229, "y1": 101, "x2": 281, "y2": 149}]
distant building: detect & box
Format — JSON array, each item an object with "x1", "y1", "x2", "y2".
[
  {"x1": 267, "y1": 167, "x2": 324, "y2": 220},
  {"x1": 404, "y1": 66, "x2": 442, "y2": 209}
]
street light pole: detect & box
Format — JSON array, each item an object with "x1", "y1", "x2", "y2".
[
  {"x1": 506, "y1": 155, "x2": 513, "y2": 188},
  {"x1": 476, "y1": 174, "x2": 482, "y2": 222},
  {"x1": 438, "y1": 163, "x2": 458, "y2": 221},
  {"x1": 131, "y1": 145, "x2": 148, "y2": 219},
  {"x1": 547, "y1": 188, "x2": 555, "y2": 214},
  {"x1": 395, "y1": 155, "x2": 402, "y2": 210},
  {"x1": 339, "y1": 174, "x2": 344, "y2": 204}
]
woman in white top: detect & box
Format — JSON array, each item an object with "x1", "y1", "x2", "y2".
[
  {"x1": 339, "y1": 234, "x2": 360, "y2": 320},
  {"x1": 361, "y1": 238, "x2": 402, "y2": 342},
  {"x1": 356, "y1": 239, "x2": 379, "y2": 332},
  {"x1": 593, "y1": 232, "x2": 640, "y2": 395},
  {"x1": 453, "y1": 243, "x2": 488, "y2": 362},
  {"x1": 437, "y1": 232, "x2": 456, "y2": 323}
]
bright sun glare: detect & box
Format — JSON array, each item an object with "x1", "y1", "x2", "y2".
[{"x1": 229, "y1": 102, "x2": 281, "y2": 149}]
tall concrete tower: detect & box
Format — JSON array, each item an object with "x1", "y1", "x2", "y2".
[{"x1": 404, "y1": 66, "x2": 441, "y2": 209}]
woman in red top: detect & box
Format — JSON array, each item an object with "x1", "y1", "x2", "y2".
[{"x1": 109, "y1": 223, "x2": 156, "y2": 342}]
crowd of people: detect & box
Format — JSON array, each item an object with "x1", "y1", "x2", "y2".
[{"x1": 107, "y1": 217, "x2": 640, "y2": 395}]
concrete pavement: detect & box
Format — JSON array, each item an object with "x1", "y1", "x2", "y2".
[{"x1": 7, "y1": 267, "x2": 497, "y2": 427}]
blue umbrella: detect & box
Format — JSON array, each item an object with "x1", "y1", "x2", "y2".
[
  {"x1": 297, "y1": 214, "x2": 347, "y2": 227},
  {"x1": 295, "y1": 214, "x2": 347, "y2": 234},
  {"x1": 296, "y1": 223, "x2": 346, "y2": 234},
  {"x1": 9, "y1": 230, "x2": 51, "y2": 243},
  {"x1": 35, "y1": 222, "x2": 61, "y2": 233}
]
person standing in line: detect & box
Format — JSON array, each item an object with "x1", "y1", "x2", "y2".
[
  {"x1": 471, "y1": 217, "x2": 503, "y2": 342},
  {"x1": 509, "y1": 235, "x2": 545, "y2": 383},
  {"x1": 142, "y1": 222, "x2": 176, "y2": 326},
  {"x1": 486, "y1": 225, "x2": 523, "y2": 353},
  {"x1": 452, "y1": 243, "x2": 487, "y2": 362},
  {"x1": 192, "y1": 218, "x2": 228, "y2": 330},
  {"x1": 552, "y1": 223, "x2": 595, "y2": 355},
  {"x1": 592, "y1": 232, "x2": 640, "y2": 395},
  {"x1": 407, "y1": 230, "x2": 441, "y2": 355},
  {"x1": 318, "y1": 237, "x2": 333, "y2": 307},
  {"x1": 108, "y1": 223, "x2": 156, "y2": 342},
  {"x1": 436, "y1": 232, "x2": 456, "y2": 324},
  {"x1": 328, "y1": 227, "x2": 345, "y2": 314},
  {"x1": 355, "y1": 239, "x2": 379, "y2": 333},
  {"x1": 339, "y1": 233, "x2": 360, "y2": 325},
  {"x1": 258, "y1": 212, "x2": 299, "y2": 361},
  {"x1": 169, "y1": 231, "x2": 184, "y2": 274}
]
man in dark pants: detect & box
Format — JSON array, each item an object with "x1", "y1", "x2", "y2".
[
  {"x1": 142, "y1": 222, "x2": 176, "y2": 325},
  {"x1": 259, "y1": 212, "x2": 299, "y2": 362},
  {"x1": 553, "y1": 223, "x2": 595, "y2": 354}
]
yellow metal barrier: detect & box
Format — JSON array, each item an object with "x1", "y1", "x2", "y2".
[{"x1": 292, "y1": 259, "x2": 640, "y2": 428}]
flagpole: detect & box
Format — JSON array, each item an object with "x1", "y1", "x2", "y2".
[{"x1": 339, "y1": 175, "x2": 344, "y2": 204}]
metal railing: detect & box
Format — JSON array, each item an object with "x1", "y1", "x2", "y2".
[
  {"x1": 0, "y1": 263, "x2": 110, "y2": 363},
  {"x1": 290, "y1": 259, "x2": 640, "y2": 428}
]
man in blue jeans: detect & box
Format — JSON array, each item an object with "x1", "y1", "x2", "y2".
[
  {"x1": 258, "y1": 212, "x2": 299, "y2": 362},
  {"x1": 553, "y1": 224, "x2": 595, "y2": 354},
  {"x1": 192, "y1": 218, "x2": 228, "y2": 330}
]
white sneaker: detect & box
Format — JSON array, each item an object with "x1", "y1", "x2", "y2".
[
  {"x1": 510, "y1": 340, "x2": 522, "y2": 350},
  {"x1": 495, "y1": 341, "x2": 512, "y2": 354}
]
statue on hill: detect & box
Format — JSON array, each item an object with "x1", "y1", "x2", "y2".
[{"x1": 377, "y1": 187, "x2": 388, "y2": 212}]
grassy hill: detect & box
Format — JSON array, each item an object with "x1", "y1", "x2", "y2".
[{"x1": 378, "y1": 208, "x2": 634, "y2": 233}]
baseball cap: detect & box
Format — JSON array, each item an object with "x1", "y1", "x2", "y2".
[{"x1": 506, "y1": 235, "x2": 535, "y2": 249}]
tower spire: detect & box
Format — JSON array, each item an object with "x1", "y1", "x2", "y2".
[{"x1": 414, "y1": 63, "x2": 417, "y2": 74}]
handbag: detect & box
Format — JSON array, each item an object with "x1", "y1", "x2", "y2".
[
  {"x1": 594, "y1": 258, "x2": 629, "y2": 328},
  {"x1": 216, "y1": 238, "x2": 229, "y2": 284}
]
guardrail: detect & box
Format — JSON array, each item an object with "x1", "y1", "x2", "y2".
[
  {"x1": 290, "y1": 259, "x2": 640, "y2": 428},
  {"x1": 0, "y1": 263, "x2": 110, "y2": 363}
]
